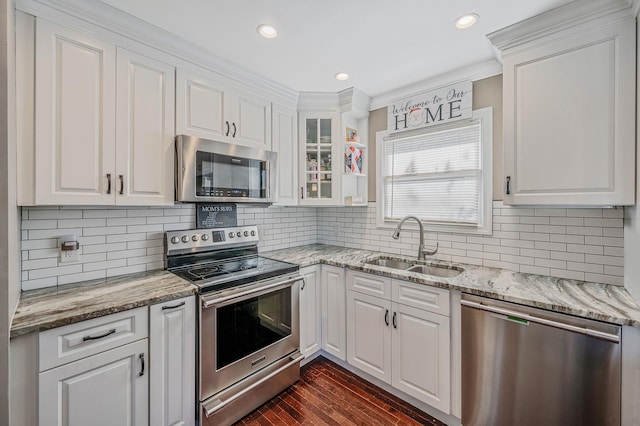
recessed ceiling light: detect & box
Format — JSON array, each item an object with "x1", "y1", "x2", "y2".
[
  {"x1": 455, "y1": 13, "x2": 479, "y2": 29},
  {"x1": 257, "y1": 24, "x2": 278, "y2": 39},
  {"x1": 335, "y1": 72, "x2": 350, "y2": 81}
]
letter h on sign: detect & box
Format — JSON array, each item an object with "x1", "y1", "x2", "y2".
[{"x1": 394, "y1": 113, "x2": 408, "y2": 131}]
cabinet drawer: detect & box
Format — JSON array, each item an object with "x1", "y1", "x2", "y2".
[
  {"x1": 392, "y1": 279, "x2": 450, "y2": 316},
  {"x1": 347, "y1": 270, "x2": 391, "y2": 299},
  {"x1": 39, "y1": 307, "x2": 148, "y2": 371}
]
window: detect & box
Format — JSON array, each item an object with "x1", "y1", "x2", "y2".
[{"x1": 376, "y1": 107, "x2": 492, "y2": 234}]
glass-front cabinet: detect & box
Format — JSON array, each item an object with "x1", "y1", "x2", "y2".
[{"x1": 299, "y1": 111, "x2": 341, "y2": 205}]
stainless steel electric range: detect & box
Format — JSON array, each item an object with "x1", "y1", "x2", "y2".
[{"x1": 165, "y1": 225, "x2": 303, "y2": 426}]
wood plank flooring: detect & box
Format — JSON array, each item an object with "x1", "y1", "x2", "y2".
[{"x1": 234, "y1": 356, "x2": 447, "y2": 426}]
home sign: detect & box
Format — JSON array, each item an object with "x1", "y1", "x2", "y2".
[{"x1": 387, "y1": 81, "x2": 473, "y2": 133}]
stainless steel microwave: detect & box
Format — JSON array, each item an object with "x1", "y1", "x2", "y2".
[{"x1": 175, "y1": 135, "x2": 277, "y2": 204}]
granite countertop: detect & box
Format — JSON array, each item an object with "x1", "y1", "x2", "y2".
[
  {"x1": 261, "y1": 244, "x2": 640, "y2": 328},
  {"x1": 10, "y1": 270, "x2": 197, "y2": 338}
]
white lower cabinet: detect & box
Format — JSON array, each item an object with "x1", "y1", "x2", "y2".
[
  {"x1": 37, "y1": 308, "x2": 150, "y2": 426},
  {"x1": 39, "y1": 338, "x2": 148, "y2": 426},
  {"x1": 321, "y1": 265, "x2": 347, "y2": 360},
  {"x1": 346, "y1": 270, "x2": 451, "y2": 414},
  {"x1": 299, "y1": 265, "x2": 322, "y2": 358},
  {"x1": 150, "y1": 296, "x2": 196, "y2": 426}
]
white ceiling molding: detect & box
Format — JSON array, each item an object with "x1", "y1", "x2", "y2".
[
  {"x1": 487, "y1": 0, "x2": 634, "y2": 56},
  {"x1": 16, "y1": 0, "x2": 299, "y2": 103},
  {"x1": 369, "y1": 60, "x2": 502, "y2": 111},
  {"x1": 631, "y1": 0, "x2": 640, "y2": 16},
  {"x1": 298, "y1": 88, "x2": 372, "y2": 118}
]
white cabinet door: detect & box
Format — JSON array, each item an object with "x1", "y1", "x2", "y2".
[
  {"x1": 346, "y1": 291, "x2": 392, "y2": 384},
  {"x1": 299, "y1": 265, "x2": 321, "y2": 358},
  {"x1": 321, "y1": 265, "x2": 346, "y2": 360},
  {"x1": 115, "y1": 48, "x2": 175, "y2": 206},
  {"x1": 502, "y1": 18, "x2": 635, "y2": 205},
  {"x1": 175, "y1": 68, "x2": 230, "y2": 141},
  {"x1": 39, "y1": 339, "x2": 148, "y2": 426},
  {"x1": 231, "y1": 89, "x2": 272, "y2": 150},
  {"x1": 272, "y1": 103, "x2": 298, "y2": 205},
  {"x1": 392, "y1": 303, "x2": 450, "y2": 413},
  {"x1": 150, "y1": 296, "x2": 196, "y2": 426},
  {"x1": 35, "y1": 19, "x2": 116, "y2": 205}
]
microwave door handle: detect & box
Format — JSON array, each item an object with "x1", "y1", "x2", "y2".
[{"x1": 263, "y1": 161, "x2": 270, "y2": 199}]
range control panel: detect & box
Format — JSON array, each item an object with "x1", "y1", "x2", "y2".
[{"x1": 165, "y1": 225, "x2": 259, "y2": 254}]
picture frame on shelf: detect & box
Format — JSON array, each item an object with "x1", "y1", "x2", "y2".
[{"x1": 346, "y1": 127, "x2": 358, "y2": 142}]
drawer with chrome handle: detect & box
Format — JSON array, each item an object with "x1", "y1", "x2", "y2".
[{"x1": 39, "y1": 306, "x2": 148, "y2": 372}]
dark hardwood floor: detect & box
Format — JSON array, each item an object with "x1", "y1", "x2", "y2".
[{"x1": 234, "y1": 356, "x2": 447, "y2": 426}]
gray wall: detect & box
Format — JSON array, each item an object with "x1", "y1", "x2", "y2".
[{"x1": 366, "y1": 75, "x2": 504, "y2": 202}]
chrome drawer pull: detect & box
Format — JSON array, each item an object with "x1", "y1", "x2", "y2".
[
  {"x1": 82, "y1": 328, "x2": 116, "y2": 342},
  {"x1": 161, "y1": 301, "x2": 186, "y2": 310}
]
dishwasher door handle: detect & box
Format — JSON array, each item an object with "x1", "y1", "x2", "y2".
[{"x1": 461, "y1": 300, "x2": 620, "y2": 343}]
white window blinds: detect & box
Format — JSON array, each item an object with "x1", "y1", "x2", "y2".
[{"x1": 383, "y1": 122, "x2": 483, "y2": 225}]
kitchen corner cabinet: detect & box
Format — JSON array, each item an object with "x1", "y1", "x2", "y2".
[
  {"x1": 321, "y1": 265, "x2": 347, "y2": 360},
  {"x1": 23, "y1": 18, "x2": 175, "y2": 206},
  {"x1": 346, "y1": 271, "x2": 451, "y2": 413},
  {"x1": 176, "y1": 68, "x2": 272, "y2": 150},
  {"x1": 272, "y1": 102, "x2": 299, "y2": 206},
  {"x1": 299, "y1": 265, "x2": 321, "y2": 358},
  {"x1": 38, "y1": 308, "x2": 150, "y2": 426},
  {"x1": 150, "y1": 296, "x2": 196, "y2": 426},
  {"x1": 494, "y1": 14, "x2": 636, "y2": 206}
]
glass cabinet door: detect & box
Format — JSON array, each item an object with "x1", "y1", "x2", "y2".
[{"x1": 305, "y1": 117, "x2": 333, "y2": 200}]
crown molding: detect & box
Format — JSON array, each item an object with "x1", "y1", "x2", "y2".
[
  {"x1": 631, "y1": 0, "x2": 640, "y2": 16},
  {"x1": 369, "y1": 60, "x2": 502, "y2": 111},
  {"x1": 487, "y1": 0, "x2": 634, "y2": 55},
  {"x1": 16, "y1": 0, "x2": 299, "y2": 103},
  {"x1": 297, "y1": 88, "x2": 372, "y2": 117}
]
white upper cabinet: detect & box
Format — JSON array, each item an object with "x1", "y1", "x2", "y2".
[
  {"x1": 176, "y1": 68, "x2": 272, "y2": 150},
  {"x1": 22, "y1": 17, "x2": 176, "y2": 206},
  {"x1": 116, "y1": 48, "x2": 175, "y2": 205},
  {"x1": 490, "y1": 4, "x2": 636, "y2": 206},
  {"x1": 272, "y1": 103, "x2": 298, "y2": 205},
  {"x1": 34, "y1": 18, "x2": 116, "y2": 205}
]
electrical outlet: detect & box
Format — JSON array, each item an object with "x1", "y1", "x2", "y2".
[{"x1": 60, "y1": 248, "x2": 79, "y2": 263}]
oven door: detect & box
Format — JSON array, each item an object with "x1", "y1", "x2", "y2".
[{"x1": 199, "y1": 274, "x2": 301, "y2": 400}]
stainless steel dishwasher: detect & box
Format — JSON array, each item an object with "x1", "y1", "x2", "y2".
[{"x1": 461, "y1": 294, "x2": 621, "y2": 426}]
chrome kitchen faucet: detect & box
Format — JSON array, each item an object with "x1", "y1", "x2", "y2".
[{"x1": 392, "y1": 215, "x2": 438, "y2": 260}]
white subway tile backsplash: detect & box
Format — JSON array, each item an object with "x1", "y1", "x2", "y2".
[{"x1": 21, "y1": 202, "x2": 625, "y2": 290}]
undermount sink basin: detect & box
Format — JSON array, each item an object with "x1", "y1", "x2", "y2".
[
  {"x1": 365, "y1": 258, "x2": 413, "y2": 270},
  {"x1": 406, "y1": 264, "x2": 463, "y2": 278}
]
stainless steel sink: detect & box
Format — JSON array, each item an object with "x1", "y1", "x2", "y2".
[
  {"x1": 406, "y1": 264, "x2": 463, "y2": 278},
  {"x1": 365, "y1": 258, "x2": 413, "y2": 269}
]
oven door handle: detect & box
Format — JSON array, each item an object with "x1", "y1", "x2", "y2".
[
  {"x1": 203, "y1": 351, "x2": 305, "y2": 418},
  {"x1": 201, "y1": 276, "x2": 301, "y2": 308}
]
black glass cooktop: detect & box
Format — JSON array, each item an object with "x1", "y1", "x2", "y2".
[{"x1": 169, "y1": 253, "x2": 298, "y2": 292}]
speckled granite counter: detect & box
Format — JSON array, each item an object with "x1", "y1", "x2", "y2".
[
  {"x1": 10, "y1": 270, "x2": 197, "y2": 337},
  {"x1": 261, "y1": 244, "x2": 640, "y2": 327}
]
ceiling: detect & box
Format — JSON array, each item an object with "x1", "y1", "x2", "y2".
[{"x1": 99, "y1": 0, "x2": 573, "y2": 97}]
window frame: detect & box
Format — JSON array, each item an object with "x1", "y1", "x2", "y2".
[{"x1": 376, "y1": 107, "x2": 493, "y2": 235}]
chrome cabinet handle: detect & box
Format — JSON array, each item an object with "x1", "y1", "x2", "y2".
[
  {"x1": 300, "y1": 187, "x2": 304, "y2": 200},
  {"x1": 392, "y1": 312, "x2": 397, "y2": 329},
  {"x1": 82, "y1": 328, "x2": 116, "y2": 342},
  {"x1": 161, "y1": 301, "x2": 186, "y2": 310},
  {"x1": 232, "y1": 122, "x2": 237, "y2": 137},
  {"x1": 119, "y1": 175, "x2": 124, "y2": 195},
  {"x1": 225, "y1": 121, "x2": 230, "y2": 136},
  {"x1": 384, "y1": 309, "x2": 389, "y2": 326},
  {"x1": 138, "y1": 353, "x2": 145, "y2": 377},
  {"x1": 506, "y1": 176, "x2": 511, "y2": 195},
  {"x1": 106, "y1": 174, "x2": 112, "y2": 194}
]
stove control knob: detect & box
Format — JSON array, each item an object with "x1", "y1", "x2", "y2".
[
  {"x1": 192, "y1": 235, "x2": 199, "y2": 242},
  {"x1": 181, "y1": 235, "x2": 189, "y2": 243},
  {"x1": 170, "y1": 236, "x2": 180, "y2": 244},
  {"x1": 250, "y1": 230, "x2": 256, "y2": 236},
  {"x1": 243, "y1": 231, "x2": 249, "y2": 237},
  {"x1": 228, "y1": 232, "x2": 235, "y2": 238},
  {"x1": 201, "y1": 234, "x2": 209, "y2": 241},
  {"x1": 236, "y1": 232, "x2": 242, "y2": 238}
]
